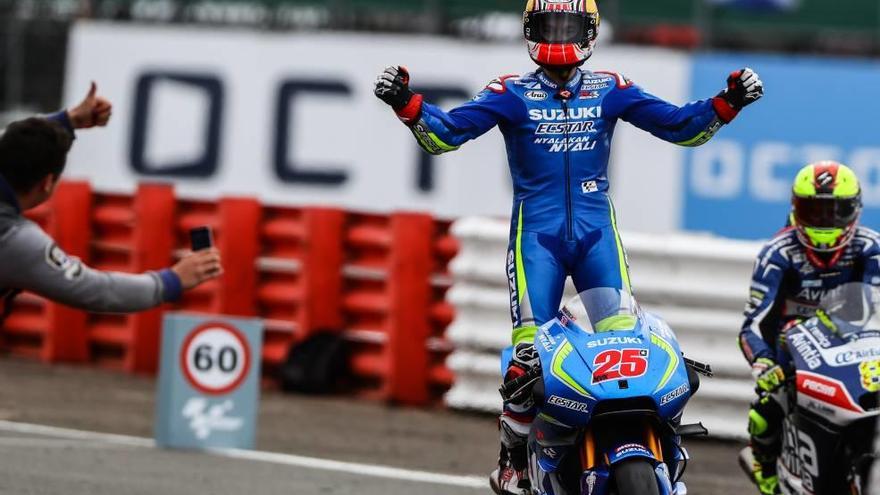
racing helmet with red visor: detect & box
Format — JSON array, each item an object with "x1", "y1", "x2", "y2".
[
  {"x1": 791, "y1": 161, "x2": 862, "y2": 254},
  {"x1": 524, "y1": 0, "x2": 600, "y2": 68}
]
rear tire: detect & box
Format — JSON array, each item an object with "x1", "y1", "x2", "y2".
[{"x1": 613, "y1": 459, "x2": 661, "y2": 495}]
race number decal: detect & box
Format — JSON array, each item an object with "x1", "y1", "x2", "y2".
[
  {"x1": 180, "y1": 322, "x2": 251, "y2": 395},
  {"x1": 859, "y1": 360, "x2": 880, "y2": 392},
  {"x1": 782, "y1": 420, "x2": 818, "y2": 491},
  {"x1": 592, "y1": 348, "x2": 648, "y2": 384}
]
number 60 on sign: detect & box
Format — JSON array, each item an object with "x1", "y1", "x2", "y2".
[{"x1": 180, "y1": 322, "x2": 251, "y2": 395}]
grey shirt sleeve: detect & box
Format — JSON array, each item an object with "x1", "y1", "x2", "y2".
[{"x1": 0, "y1": 218, "x2": 170, "y2": 313}]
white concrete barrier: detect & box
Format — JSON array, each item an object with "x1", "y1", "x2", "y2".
[{"x1": 444, "y1": 217, "x2": 764, "y2": 439}]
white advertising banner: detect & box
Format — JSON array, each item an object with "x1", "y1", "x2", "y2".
[{"x1": 65, "y1": 22, "x2": 692, "y2": 232}]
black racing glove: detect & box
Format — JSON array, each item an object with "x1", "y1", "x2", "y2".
[
  {"x1": 374, "y1": 65, "x2": 415, "y2": 111},
  {"x1": 720, "y1": 67, "x2": 764, "y2": 110}
]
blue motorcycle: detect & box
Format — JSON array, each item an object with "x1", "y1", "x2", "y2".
[{"x1": 500, "y1": 287, "x2": 711, "y2": 495}]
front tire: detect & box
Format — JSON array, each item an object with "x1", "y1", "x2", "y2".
[{"x1": 613, "y1": 459, "x2": 661, "y2": 495}]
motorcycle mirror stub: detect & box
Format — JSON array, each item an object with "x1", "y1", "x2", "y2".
[
  {"x1": 675, "y1": 423, "x2": 709, "y2": 438},
  {"x1": 684, "y1": 357, "x2": 714, "y2": 377}
]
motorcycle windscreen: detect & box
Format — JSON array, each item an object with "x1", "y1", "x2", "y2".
[
  {"x1": 818, "y1": 282, "x2": 880, "y2": 336},
  {"x1": 559, "y1": 287, "x2": 640, "y2": 334}
]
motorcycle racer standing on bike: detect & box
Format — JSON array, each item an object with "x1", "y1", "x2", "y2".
[
  {"x1": 738, "y1": 162, "x2": 880, "y2": 495},
  {"x1": 375, "y1": 1, "x2": 763, "y2": 493}
]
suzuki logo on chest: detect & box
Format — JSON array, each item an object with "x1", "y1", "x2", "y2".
[{"x1": 529, "y1": 107, "x2": 602, "y2": 121}]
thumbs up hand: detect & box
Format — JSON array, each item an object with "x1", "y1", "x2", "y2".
[{"x1": 67, "y1": 81, "x2": 113, "y2": 129}]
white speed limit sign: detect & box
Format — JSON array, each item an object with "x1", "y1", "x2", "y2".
[{"x1": 180, "y1": 322, "x2": 251, "y2": 395}]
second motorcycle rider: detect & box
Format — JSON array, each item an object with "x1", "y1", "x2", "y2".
[
  {"x1": 375, "y1": 1, "x2": 764, "y2": 493},
  {"x1": 738, "y1": 162, "x2": 880, "y2": 495}
]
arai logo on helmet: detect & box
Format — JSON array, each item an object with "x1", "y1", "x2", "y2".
[{"x1": 525, "y1": 90, "x2": 548, "y2": 101}]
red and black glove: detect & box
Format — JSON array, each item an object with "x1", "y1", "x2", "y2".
[
  {"x1": 713, "y1": 67, "x2": 764, "y2": 123},
  {"x1": 503, "y1": 342, "x2": 540, "y2": 407},
  {"x1": 374, "y1": 65, "x2": 423, "y2": 125}
]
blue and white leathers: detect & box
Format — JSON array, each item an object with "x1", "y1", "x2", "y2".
[
  {"x1": 404, "y1": 68, "x2": 730, "y2": 341},
  {"x1": 739, "y1": 226, "x2": 880, "y2": 364}
]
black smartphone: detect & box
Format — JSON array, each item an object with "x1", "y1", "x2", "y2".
[{"x1": 189, "y1": 226, "x2": 214, "y2": 251}]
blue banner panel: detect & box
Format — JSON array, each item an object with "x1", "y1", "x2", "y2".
[{"x1": 684, "y1": 53, "x2": 880, "y2": 239}]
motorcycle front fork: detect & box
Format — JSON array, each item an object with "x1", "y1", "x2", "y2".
[{"x1": 530, "y1": 420, "x2": 688, "y2": 495}]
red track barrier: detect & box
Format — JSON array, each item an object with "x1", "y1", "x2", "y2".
[
  {"x1": 176, "y1": 197, "x2": 262, "y2": 316},
  {"x1": 386, "y1": 213, "x2": 434, "y2": 405},
  {"x1": 1, "y1": 183, "x2": 456, "y2": 403},
  {"x1": 259, "y1": 206, "x2": 345, "y2": 368},
  {"x1": 217, "y1": 198, "x2": 262, "y2": 316},
  {"x1": 343, "y1": 212, "x2": 456, "y2": 405},
  {"x1": 87, "y1": 184, "x2": 175, "y2": 373}
]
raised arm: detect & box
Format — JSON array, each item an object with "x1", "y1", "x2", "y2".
[
  {"x1": 0, "y1": 219, "x2": 221, "y2": 313},
  {"x1": 43, "y1": 82, "x2": 113, "y2": 138},
  {"x1": 604, "y1": 68, "x2": 763, "y2": 147},
  {"x1": 375, "y1": 66, "x2": 522, "y2": 155}
]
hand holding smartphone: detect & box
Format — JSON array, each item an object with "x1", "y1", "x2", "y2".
[{"x1": 189, "y1": 226, "x2": 214, "y2": 251}]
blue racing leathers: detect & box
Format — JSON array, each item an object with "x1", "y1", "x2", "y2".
[
  {"x1": 395, "y1": 68, "x2": 737, "y2": 343},
  {"x1": 739, "y1": 226, "x2": 880, "y2": 364}
]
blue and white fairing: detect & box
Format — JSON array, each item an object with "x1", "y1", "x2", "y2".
[
  {"x1": 500, "y1": 288, "x2": 695, "y2": 495},
  {"x1": 786, "y1": 317, "x2": 880, "y2": 425},
  {"x1": 775, "y1": 283, "x2": 880, "y2": 495},
  {"x1": 533, "y1": 294, "x2": 692, "y2": 429}
]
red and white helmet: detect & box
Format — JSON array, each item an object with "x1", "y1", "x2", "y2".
[{"x1": 523, "y1": 0, "x2": 600, "y2": 68}]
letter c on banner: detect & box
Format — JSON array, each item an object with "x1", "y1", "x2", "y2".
[
  {"x1": 690, "y1": 140, "x2": 743, "y2": 199},
  {"x1": 274, "y1": 80, "x2": 350, "y2": 186},
  {"x1": 750, "y1": 142, "x2": 792, "y2": 201}
]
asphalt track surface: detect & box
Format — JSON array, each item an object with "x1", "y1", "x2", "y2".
[{"x1": 0, "y1": 358, "x2": 755, "y2": 494}]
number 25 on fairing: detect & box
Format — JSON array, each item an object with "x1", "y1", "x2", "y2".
[{"x1": 591, "y1": 348, "x2": 649, "y2": 384}]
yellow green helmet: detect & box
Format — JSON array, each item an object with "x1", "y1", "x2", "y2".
[{"x1": 791, "y1": 161, "x2": 862, "y2": 252}]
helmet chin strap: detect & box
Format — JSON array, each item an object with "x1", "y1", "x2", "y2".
[
  {"x1": 538, "y1": 64, "x2": 580, "y2": 86},
  {"x1": 805, "y1": 246, "x2": 844, "y2": 270},
  {"x1": 539, "y1": 58, "x2": 587, "y2": 72}
]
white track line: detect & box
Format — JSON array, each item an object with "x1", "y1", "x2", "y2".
[
  {"x1": 0, "y1": 420, "x2": 485, "y2": 489},
  {"x1": 0, "y1": 437, "x2": 133, "y2": 448},
  {"x1": 205, "y1": 446, "x2": 486, "y2": 488},
  {"x1": 0, "y1": 421, "x2": 153, "y2": 447}
]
